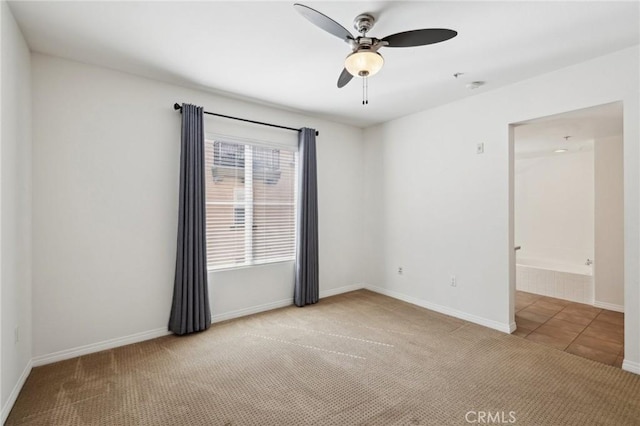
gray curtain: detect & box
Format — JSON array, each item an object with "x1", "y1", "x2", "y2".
[
  {"x1": 169, "y1": 103, "x2": 211, "y2": 335},
  {"x1": 294, "y1": 128, "x2": 319, "y2": 307}
]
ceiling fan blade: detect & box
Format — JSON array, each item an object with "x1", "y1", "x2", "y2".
[
  {"x1": 337, "y1": 68, "x2": 353, "y2": 88},
  {"x1": 381, "y1": 29, "x2": 457, "y2": 47},
  {"x1": 294, "y1": 3, "x2": 354, "y2": 43}
]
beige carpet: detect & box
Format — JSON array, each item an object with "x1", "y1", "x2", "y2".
[{"x1": 7, "y1": 290, "x2": 640, "y2": 425}]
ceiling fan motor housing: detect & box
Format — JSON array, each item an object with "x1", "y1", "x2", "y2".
[{"x1": 354, "y1": 14, "x2": 375, "y2": 34}]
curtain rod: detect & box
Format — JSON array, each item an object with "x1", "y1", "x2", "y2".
[{"x1": 173, "y1": 103, "x2": 319, "y2": 137}]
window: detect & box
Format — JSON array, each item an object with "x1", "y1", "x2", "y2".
[{"x1": 205, "y1": 138, "x2": 297, "y2": 269}]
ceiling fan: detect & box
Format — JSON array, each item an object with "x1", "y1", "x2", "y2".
[{"x1": 293, "y1": 3, "x2": 458, "y2": 102}]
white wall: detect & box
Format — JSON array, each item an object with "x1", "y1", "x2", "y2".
[
  {"x1": 363, "y1": 46, "x2": 640, "y2": 372},
  {"x1": 31, "y1": 53, "x2": 364, "y2": 361},
  {"x1": 0, "y1": 0, "x2": 33, "y2": 419},
  {"x1": 595, "y1": 135, "x2": 624, "y2": 310},
  {"x1": 515, "y1": 149, "x2": 594, "y2": 266}
]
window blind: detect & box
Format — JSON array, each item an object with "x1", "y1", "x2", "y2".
[{"x1": 205, "y1": 138, "x2": 297, "y2": 269}]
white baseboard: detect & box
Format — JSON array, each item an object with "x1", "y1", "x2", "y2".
[
  {"x1": 594, "y1": 301, "x2": 624, "y2": 313},
  {"x1": 212, "y1": 298, "x2": 293, "y2": 323},
  {"x1": 32, "y1": 327, "x2": 172, "y2": 367},
  {"x1": 1, "y1": 359, "x2": 33, "y2": 424},
  {"x1": 622, "y1": 359, "x2": 640, "y2": 374},
  {"x1": 31, "y1": 283, "x2": 365, "y2": 368},
  {"x1": 212, "y1": 283, "x2": 365, "y2": 323},
  {"x1": 32, "y1": 303, "x2": 295, "y2": 366},
  {"x1": 320, "y1": 283, "x2": 365, "y2": 298},
  {"x1": 509, "y1": 321, "x2": 517, "y2": 333},
  {"x1": 365, "y1": 285, "x2": 513, "y2": 334}
]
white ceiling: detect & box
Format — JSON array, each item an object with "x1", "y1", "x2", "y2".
[
  {"x1": 514, "y1": 102, "x2": 623, "y2": 159},
  {"x1": 8, "y1": 1, "x2": 640, "y2": 127}
]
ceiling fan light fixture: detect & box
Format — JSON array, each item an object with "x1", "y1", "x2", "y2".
[{"x1": 345, "y1": 50, "x2": 384, "y2": 78}]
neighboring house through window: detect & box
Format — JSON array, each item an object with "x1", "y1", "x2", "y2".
[{"x1": 205, "y1": 138, "x2": 297, "y2": 269}]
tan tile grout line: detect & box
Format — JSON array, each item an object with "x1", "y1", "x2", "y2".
[
  {"x1": 515, "y1": 293, "x2": 624, "y2": 365},
  {"x1": 558, "y1": 308, "x2": 599, "y2": 351}
]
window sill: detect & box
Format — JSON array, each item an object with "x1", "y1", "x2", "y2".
[{"x1": 208, "y1": 258, "x2": 295, "y2": 273}]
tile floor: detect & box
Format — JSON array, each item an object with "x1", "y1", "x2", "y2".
[{"x1": 513, "y1": 291, "x2": 624, "y2": 367}]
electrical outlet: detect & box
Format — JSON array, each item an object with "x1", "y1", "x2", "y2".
[
  {"x1": 476, "y1": 143, "x2": 484, "y2": 154},
  {"x1": 450, "y1": 275, "x2": 457, "y2": 287},
  {"x1": 398, "y1": 267, "x2": 403, "y2": 275},
  {"x1": 15, "y1": 326, "x2": 19, "y2": 344}
]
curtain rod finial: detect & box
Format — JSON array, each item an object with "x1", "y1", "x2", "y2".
[{"x1": 173, "y1": 103, "x2": 182, "y2": 111}]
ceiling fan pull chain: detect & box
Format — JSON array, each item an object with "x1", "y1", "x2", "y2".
[
  {"x1": 362, "y1": 75, "x2": 369, "y2": 105},
  {"x1": 365, "y1": 75, "x2": 369, "y2": 105}
]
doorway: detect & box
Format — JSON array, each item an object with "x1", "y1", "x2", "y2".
[{"x1": 509, "y1": 102, "x2": 624, "y2": 367}]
